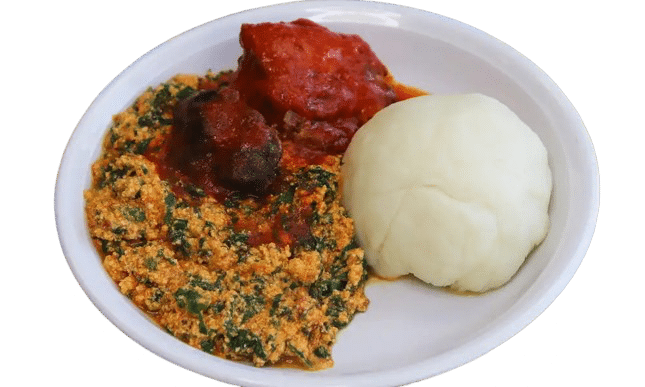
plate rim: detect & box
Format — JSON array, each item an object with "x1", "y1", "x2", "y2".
[{"x1": 55, "y1": 1, "x2": 599, "y2": 386}]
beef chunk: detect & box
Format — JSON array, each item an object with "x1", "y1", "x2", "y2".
[{"x1": 169, "y1": 88, "x2": 282, "y2": 193}]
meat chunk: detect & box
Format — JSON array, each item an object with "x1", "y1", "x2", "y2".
[
  {"x1": 169, "y1": 88, "x2": 282, "y2": 193},
  {"x1": 282, "y1": 111, "x2": 359, "y2": 154},
  {"x1": 235, "y1": 19, "x2": 397, "y2": 151}
]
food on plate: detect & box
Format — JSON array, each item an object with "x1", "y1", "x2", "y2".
[
  {"x1": 84, "y1": 19, "x2": 421, "y2": 370},
  {"x1": 342, "y1": 94, "x2": 552, "y2": 292}
]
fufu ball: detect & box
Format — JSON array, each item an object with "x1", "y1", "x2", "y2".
[{"x1": 341, "y1": 94, "x2": 552, "y2": 292}]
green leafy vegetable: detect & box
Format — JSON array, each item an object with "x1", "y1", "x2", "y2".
[
  {"x1": 313, "y1": 346, "x2": 330, "y2": 359},
  {"x1": 174, "y1": 288, "x2": 208, "y2": 316},
  {"x1": 122, "y1": 206, "x2": 146, "y2": 222}
]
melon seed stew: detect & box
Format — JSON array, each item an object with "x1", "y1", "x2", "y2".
[{"x1": 84, "y1": 19, "x2": 422, "y2": 369}]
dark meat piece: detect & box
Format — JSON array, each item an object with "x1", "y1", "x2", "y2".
[
  {"x1": 171, "y1": 89, "x2": 220, "y2": 153},
  {"x1": 282, "y1": 111, "x2": 359, "y2": 154},
  {"x1": 168, "y1": 88, "x2": 282, "y2": 194}
]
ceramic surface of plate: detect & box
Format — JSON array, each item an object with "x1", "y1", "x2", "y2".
[{"x1": 55, "y1": 1, "x2": 598, "y2": 386}]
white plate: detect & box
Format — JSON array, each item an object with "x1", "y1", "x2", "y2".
[{"x1": 55, "y1": 1, "x2": 599, "y2": 386}]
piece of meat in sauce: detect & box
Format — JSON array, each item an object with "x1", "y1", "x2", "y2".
[
  {"x1": 169, "y1": 87, "x2": 282, "y2": 193},
  {"x1": 163, "y1": 19, "x2": 400, "y2": 197},
  {"x1": 235, "y1": 18, "x2": 397, "y2": 153}
]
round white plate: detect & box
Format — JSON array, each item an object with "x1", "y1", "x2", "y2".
[{"x1": 55, "y1": 1, "x2": 599, "y2": 386}]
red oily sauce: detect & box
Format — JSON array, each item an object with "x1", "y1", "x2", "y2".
[{"x1": 152, "y1": 19, "x2": 425, "y2": 248}]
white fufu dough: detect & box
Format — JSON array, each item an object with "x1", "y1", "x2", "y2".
[{"x1": 341, "y1": 94, "x2": 552, "y2": 292}]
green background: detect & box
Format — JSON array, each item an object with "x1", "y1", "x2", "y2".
[{"x1": 0, "y1": 0, "x2": 632, "y2": 387}]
